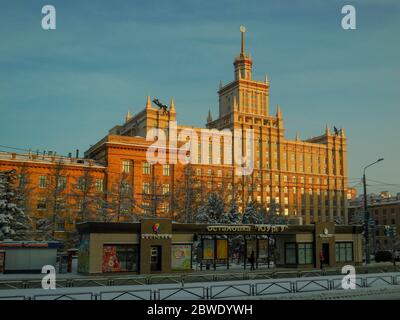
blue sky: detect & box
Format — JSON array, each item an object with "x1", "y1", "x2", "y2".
[{"x1": 0, "y1": 0, "x2": 399, "y2": 195}]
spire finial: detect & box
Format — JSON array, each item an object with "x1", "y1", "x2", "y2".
[
  {"x1": 276, "y1": 104, "x2": 282, "y2": 118},
  {"x1": 240, "y1": 25, "x2": 246, "y2": 55},
  {"x1": 146, "y1": 96, "x2": 152, "y2": 109},
  {"x1": 170, "y1": 96, "x2": 176, "y2": 112},
  {"x1": 125, "y1": 110, "x2": 132, "y2": 122},
  {"x1": 326, "y1": 124, "x2": 331, "y2": 136},
  {"x1": 207, "y1": 109, "x2": 213, "y2": 123},
  {"x1": 265, "y1": 74, "x2": 269, "y2": 85}
]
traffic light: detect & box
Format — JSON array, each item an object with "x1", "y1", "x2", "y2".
[{"x1": 384, "y1": 225, "x2": 390, "y2": 237}]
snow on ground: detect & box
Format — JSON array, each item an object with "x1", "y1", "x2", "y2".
[{"x1": 0, "y1": 272, "x2": 399, "y2": 300}]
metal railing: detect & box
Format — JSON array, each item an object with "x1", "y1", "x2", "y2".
[
  {"x1": 99, "y1": 289, "x2": 152, "y2": 301},
  {"x1": 158, "y1": 286, "x2": 206, "y2": 300},
  {"x1": 1, "y1": 273, "x2": 399, "y2": 300},
  {"x1": 209, "y1": 284, "x2": 252, "y2": 299},
  {"x1": 32, "y1": 292, "x2": 94, "y2": 300}
]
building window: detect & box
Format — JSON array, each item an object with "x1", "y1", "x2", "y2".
[
  {"x1": 95, "y1": 179, "x2": 104, "y2": 192},
  {"x1": 56, "y1": 222, "x2": 65, "y2": 232},
  {"x1": 142, "y1": 182, "x2": 150, "y2": 194},
  {"x1": 285, "y1": 243, "x2": 297, "y2": 265},
  {"x1": 162, "y1": 184, "x2": 170, "y2": 195},
  {"x1": 208, "y1": 169, "x2": 212, "y2": 177},
  {"x1": 37, "y1": 197, "x2": 47, "y2": 210},
  {"x1": 39, "y1": 175, "x2": 47, "y2": 188},
  {"x1": 143, "y1": 162, "x2": 150, "y2": 175},
  {"x1": 77, "y1": 177, "x2": 86, "y2": 190},
  {"x1": 163, "y1": 164, "x2": 170, "y2": 176},
  {"x1": 298, "y1": 243, "x2": 314, "y2": 264},
  {"x1": 122, "y1": 182, "x2": 130, "y2": 194},
  {"x1": 102, "y1": 245, "x2": 139, "y2": 272},
  {"x1": 335, "y1": 242, "x2": 353, "y2": 262},
  {"x1": 196, "y1": 168, "x2": 202, "y2": 176},
  {"x1": 19, "y1": 174, "x2": 28, "y2": 187},
  {"x1": 122, "y1": 160, "x2": 131, "y2": 173},
  {"x1": 57, "y1": 176, "x2": 67, "y2": 190}
]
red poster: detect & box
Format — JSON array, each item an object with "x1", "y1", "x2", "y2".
[
  {"x1": 102, "y1": 246, "x2": 122, "y2": 272},
  {"x1": 0, "y1": 252, "x2": 4, "y2": 273}
]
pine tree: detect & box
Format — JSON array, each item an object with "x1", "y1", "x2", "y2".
[
  {"x1": 226, "y1": 201, "x2": 241, "y2": 224},
  {"x1": 242, "y1": 201, "x2": 261, "y2": 224},
  {"x1": 195, "y1": 193, "x2": 225, "y2": 224},
  {"x1": 0, "y1": 170, "x2": 31, "y2": 241}
]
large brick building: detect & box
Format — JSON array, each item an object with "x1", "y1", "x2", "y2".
[
  {"x1": 348, "y1": 193, "x2": 400, "y2": 252},
  {"x1": 0, "y1": 28, "x2": 348, "y2": 240}
]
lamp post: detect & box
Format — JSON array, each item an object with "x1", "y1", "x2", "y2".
[{"x1": 363, "y1": 158, "x2": 384, "y2": 264}]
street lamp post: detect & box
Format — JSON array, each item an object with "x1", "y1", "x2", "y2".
[{"x1": 363, "y1": 158, "x2": 384, "y2": 265}]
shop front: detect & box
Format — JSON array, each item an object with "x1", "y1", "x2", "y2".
[{"x1": 76, "y1": 219, "x2": 363, "y2": 274}]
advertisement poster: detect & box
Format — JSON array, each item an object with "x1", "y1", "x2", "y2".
[
  {"x1": 216, "y1": 240, "x2": 228, "y2": 259},
  {"x1": 102, "y1": 246, "x2": 122, "y2": 273},
  {"x1": 0, "y1": 251, "x2": 4, "y2": 273},
  {"x1": 258, "y1": 239, "x2": 268, "y2": 258},
  {"x1": 203, "y1": 239, "x2": 215, "y2": 260},
  {"x1": 171, "y1": 244, "x2": 192, "y2": 270},
  {"x1": 77, "y1": 236, "x2": 90, "y2": 273}
]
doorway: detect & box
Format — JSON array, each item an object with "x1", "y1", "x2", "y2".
[
  {"x1": 322, "y1": 243, "x2": 330, "y2": 266},
  {"x1": 150, "y1": 246, "x2": 162, "y2": 272}
]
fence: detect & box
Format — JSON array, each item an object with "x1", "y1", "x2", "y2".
[
  {"x1": 1, "y1": 265, "x2": 399, "y2": 290},
  {"x1": 1, "y1": 274, "x2": 398, "y2": 300}
]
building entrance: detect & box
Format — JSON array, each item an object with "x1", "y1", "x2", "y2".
[
  {"x1": 150, "y1": 246, "x2": 162, "y2": 272},
  {"x1": 322, "y1": 243, "x2": 330, "y2": 265}
]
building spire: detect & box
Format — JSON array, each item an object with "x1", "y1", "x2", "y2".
[
  {"x1": 276, "y1": 104, "x2": 282, "y2": 118},
  {"x1": 207, "y1": 109, "x2": 213, "y2": 123},
  {"x1": 325, "y1": 124, "x2": 331, "y2": 136},
  {"x1": 125, "y1": 110, "x2": 132, "y2": 122},
  {"x1": 240, "y1": 25, "x2": 246, "y2": 56},
  {"x1": 146, "y1": 96, "x2": 152, "y2": 110},
  {"x1": 170, "y1": 96, "x2": 176, "y2": 113}
]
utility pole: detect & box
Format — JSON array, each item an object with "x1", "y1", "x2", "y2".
[{"x1": 363, "y1": 158, "x2": 384, "y2": 265}]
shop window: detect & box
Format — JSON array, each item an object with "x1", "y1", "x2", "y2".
[
  {"x1": 285, "y1": 243, "x2": 297, "y2": 265},
  {"x1": 298, "y1": 243, "x2": 313, "y2": 264},
  {"x1": 335, "y1": 242, "x2": 353, "y2": 262},
  {"x1": 102, "y1": 245, "x2": 139, "y2": 273}
]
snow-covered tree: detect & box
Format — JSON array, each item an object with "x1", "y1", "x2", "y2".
[
  {"x1": 0, "y1": 170, "x2": 31, "y2": 241},
  {"x1": 242, "y1": 201, "x2": 261, "y2": 224},
  {"x1": 195, "y1": 193, "x2": 225, "y2": 224},
  {"x1": 225, "y1": 201, "x2": 241, "y2": 224}
]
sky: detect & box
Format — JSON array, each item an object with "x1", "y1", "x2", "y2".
[{"x1": 0, "y1": 0, "x2": 399, "y2": 195}]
